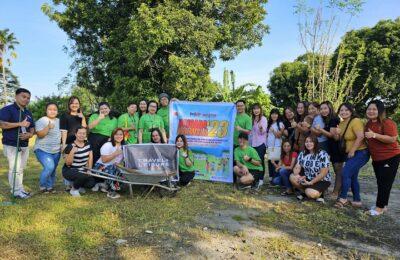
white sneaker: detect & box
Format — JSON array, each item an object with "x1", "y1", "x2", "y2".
[
  {"x1": 258, "y1": 180, "x2": 264, "y2": 187},
  {"x1": 91, "y1": 183, "x2": 100, "y2": 192},
  {"x1": 14, "y1": 191, "x2": 31, "y2": 199},
  {"x1": 70, "y1": 188, "x2": 81, "y2": 197},
  {"x1": 107, "y1": 191, "x2": 121, "y2": 199},
  {"x1": 79, "y1": 188, "x2": 86, "y2": 194},
  {"x1": 316, "y1": 198, "x2": 325, "y2": 204}
]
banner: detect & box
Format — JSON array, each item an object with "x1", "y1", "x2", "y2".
[
  {"x1": 169, "y1": 101, "x2": 236, "y2": 183},
  {"x1": 123, "y1": 144, "x2": 178, "y2": 176}
]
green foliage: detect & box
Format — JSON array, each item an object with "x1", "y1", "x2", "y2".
[
  {"x1": 42, "y1": 0, "x2": 269, "y2": 109},
  {"x1": 215, "y1": 69, "x2": 272, "y2": 114},
  {"x1": 0, "y1": 28, "x2": 19, "y2": 105},
  {"x1": 336, "y1": 18, "x2": 400, "y2": 112},
  {"x1": 267, "y1": 57, "x2": 308, "y2": 109},
  {"x1": 29, "y1": 95, "x2": 69, "y2": 120}
]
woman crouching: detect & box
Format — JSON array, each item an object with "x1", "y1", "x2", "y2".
[
  {"x1": 290, "y1": 136, "x2": 332, "y2": 202},
  {"x1": 93, "y1": 128, "x2": 125, "y2": 199}
]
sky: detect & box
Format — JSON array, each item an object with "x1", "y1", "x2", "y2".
[{"x1": 1, "y1": 0, "x2": 399, "y2": 99}]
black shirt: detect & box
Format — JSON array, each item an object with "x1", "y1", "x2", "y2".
[
  {"x1": 283, "y1": 120, "x2": 295, "y2": 144},
  {"x1": 325, "y1": 116, "x2": 345, "y2": 163},
  {"x1": 60, "y1": 113, "x2": 84, "y2": 144}
]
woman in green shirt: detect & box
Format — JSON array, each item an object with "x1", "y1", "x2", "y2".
[
  {"x1": 118, "y1": 102, "x2": 139, "y2": 144},
  {"x1": 138, "y1": 100, "x2": 167, "y2": 143},
  {"x1": 88, "y1": 102, "x2": 118, "y2": 163},
  {"x1": 176, "y1": 134, "x2": 195, "y2": 186}
]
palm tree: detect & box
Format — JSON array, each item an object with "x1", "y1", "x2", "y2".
[
  {"x1": 0, "y1": 29, "x2": 19, "y2": 105},
  {"x1": 216, "y1": 68, "x2": 258, "y2": 102}
]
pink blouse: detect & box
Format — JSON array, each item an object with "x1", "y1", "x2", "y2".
[{"x1": 250, "y1": 116, "x2": 268, "y2": 147}]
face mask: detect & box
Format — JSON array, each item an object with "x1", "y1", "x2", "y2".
[{"x1": 176, "y1": 141, "x2": 184, "y2": 148}]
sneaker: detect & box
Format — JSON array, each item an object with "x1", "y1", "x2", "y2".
[
  {"x1": 14, "y1": 191, "x2": 31, "y2": 199},
  {"x1": 100, "y1": 187, "x2": 108, "y2": 193},
  {"x1": 21, "y1": 190, "x2": 31, "y2": 196},
  {"x1": 99, "y1": 182, "x2": 108, "y2": 193},
  {"x1": 69, "y1": 189, "x2": 81, "y2": 197},
  {"x1": 107, "y1": 191, "x2": 121, "y2": 199},
  {"x1": 238, "y1": 184, "x2": 251, "y2": 190},
  {"x1": 91, "y1": 183, "x2": 100, "y2": 192},
  {"x1": 316, "y1": 198, "x2": 325, "y2": 204},
  {"x1": 79, "y1": 188, "x2": 86, "y2": 194},
  {"x1": 258, "y1": 180, "x2": 264, "y2": 186}
]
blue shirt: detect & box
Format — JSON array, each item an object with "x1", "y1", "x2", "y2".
[
  {"x1": 0, "y1": 103, "x2": 35, "y2": 147},
  {"x1": 312, "y1": 115, "x2": 328, "y2": 143}
]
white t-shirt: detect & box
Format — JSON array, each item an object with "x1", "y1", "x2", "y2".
[
  {"x1": 266, "y1": 121, "x2": 285, "y2": 148},
  {"x1": 33, "y1": 117, "x2": 61, "y2": 154},
  {"x1": 96, "y1": 142, "x2": 124, "y2": 166}
]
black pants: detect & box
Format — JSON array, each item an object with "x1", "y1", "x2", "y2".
[
  {"x1": 62, "y1": 167, "x2": 96, "y2": 190},
  {"x1": 253, "y1": 143, "x2": 266, "y2": 180},
  {"x1": 179, "y1": 170, "x2": 195, "y2": 186},
  {"x1": 88, "y1": 133, "x2": 109, "y2": 164},
  {"x1": 372, "y1": 154, "x2": 400, "y2": 208}
]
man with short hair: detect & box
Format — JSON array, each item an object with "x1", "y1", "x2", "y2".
[
  {"x1": 234, "y1": 133, "x2": 263, "y2": 189},
  {"x1": 234, "y1": 100, "x2": 252, "y2": 147},
  {"x1": 0, "y1": 88, "x2": 35, "y2": 199},
  {"x1": 118, "y1": 102, "x2": 139, "y2": 144},
  {"x1": 157, "y1": 93, "x2": 170, "y2": 137}
]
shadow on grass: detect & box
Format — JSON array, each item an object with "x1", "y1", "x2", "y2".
[{"x1": 1, "y1": 150, "x2": 400, "y2": 259}]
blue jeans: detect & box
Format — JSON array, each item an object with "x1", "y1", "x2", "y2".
[
  {"x1": 35, "y1": 149, "x2": 61, "y2": 189},
  {"x1": 272, "y1": 168, "x2": 292, "y2": 189},
  {"x1": 339, "y1": 149, "x2": 369, "y2": 202}
]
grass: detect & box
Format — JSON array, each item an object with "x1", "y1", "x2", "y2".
[{"x1": 1, "y1": 139, "x2": 400, "y2": 258}]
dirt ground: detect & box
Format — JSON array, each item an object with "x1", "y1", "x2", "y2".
[{"x1": 102, "y1": 168, "x2": 400, "y2": 260}]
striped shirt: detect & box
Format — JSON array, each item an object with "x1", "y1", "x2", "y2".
[{"x1": 64, "y1": 142, "x2": 92, "y2": 169}]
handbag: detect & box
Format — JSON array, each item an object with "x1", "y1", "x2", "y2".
[
  {"x1": 338, "y1": 118, "x2": 353, "y2": 155},
  {"x1": 266, "y1": 124, "x2": 281, "y2": 161}
]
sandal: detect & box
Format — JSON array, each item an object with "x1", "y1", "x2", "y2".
[
  {"x1": 368, "y1": 209, "x2": 384, "y2": 216},
  {"x1": 334, "y1": 199, "x2": 349, "y2": 208},
  {"x1": 281, "y1": 191, "x2": 293, "y2": 196}
]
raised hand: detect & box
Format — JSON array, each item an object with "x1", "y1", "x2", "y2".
[
  {"x1": 48, "y1": 120, "x2": 55, "y2": 129},
  {"x1": 365, "y1": 128, "x2": 375, "y2": 139},
  {"x1": 19, "y1": 118, "x2": 30, "y2": 128}
]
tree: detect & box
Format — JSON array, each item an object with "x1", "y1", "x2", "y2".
[
  {"x1": 337, "y1": 18, "x2": 400, "y2": 113},
  {"x1": 0, "y1": 66, "x2": 20, "y2": 103},
  {"x1": 295, "y1": 0, "x2": 367, "y2": 109},
  {"x1": 42, "y1": 0, "x2": 269, "y2": 108},
  {"x1": 0, "y1": 29, "x2": 19, "y2": 105},
  {"x1": 267, "y1": 55, "x2": 308, "y2": 108},
  {"x1": 215, "y1": 69, "x2": 272, "y2": 113}
]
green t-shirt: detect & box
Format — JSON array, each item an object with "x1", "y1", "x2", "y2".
[
  {"x1": 157, "y1": 106, "x2": 169, "y2": 135},
  {"x1": 234, "y1": 145, "x2": 263, "y2": 171},
  {"x1": 89, "y1": 113, "x2": 118, "y2": 137},
  {"x1": 118, "y1": 113, "x2": 139, "y2": 144},
  {"x1": 234, "y1": 113, "x2": 252, "y2": 146},
  {"x1": 138, "y1": 113, "x2": 165, "y2": 143},
  {"x1": 179, "y1": 149, "x2": 195, "y2": 172}
]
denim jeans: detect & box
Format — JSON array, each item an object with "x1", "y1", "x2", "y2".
[
  {"x1": 272, "y1": 168, "x2": 292, "y2": 189},
  {"x1": 35, "y1": 149, "x2": 61, "y2": 189},
  {"x1": 339, "y1": 149, "x2": 369, "y2": 202}
]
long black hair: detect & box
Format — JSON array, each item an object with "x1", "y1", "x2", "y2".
[
  {"x1": 150, "y1": 128, "x2": 165, "y2": 144},
  {"x1": 320, "y1": 101, "x2": 336, "y2": 125},
  {"x1": 267, "y1": 108, "x2": 283, "y2": 132},
  {"x1": 251, "y1": 103, "x2": 264, "y2": 124},
  {"x1": 296, "y1": 101, "x2": 308, "y2": 122},
  {"x1": 337, "y1": 102, "x2": 358, "y2": 120}
]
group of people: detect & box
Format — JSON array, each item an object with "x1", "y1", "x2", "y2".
[
  {"x1": 0, "y1": 88, "x2": 195, "y2": 199},
  {"x1": 0, "y1": 88, "x2": 399, "y2": 216},
  {"x1": 232, "y1": 99, "x2": 399, "y2": 216}
]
